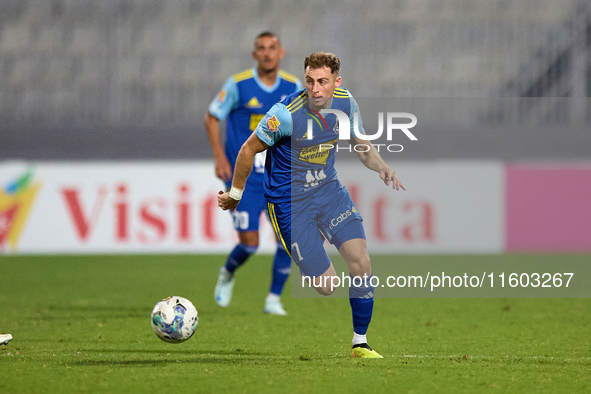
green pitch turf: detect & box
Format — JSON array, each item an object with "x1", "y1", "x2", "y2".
[{"x1": 0, "y1": 255, "x2": 589, "y2": 393}]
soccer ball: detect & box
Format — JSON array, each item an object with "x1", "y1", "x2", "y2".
[{"x1": 151, "y1": 296, "x2": 198, "y2": 343}]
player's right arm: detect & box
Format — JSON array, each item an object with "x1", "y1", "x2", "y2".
[
  {"x1": 218, "y1": 103, "x2": 292, "y2": 211},
  {"x1": 217, "y1": 134, "x2": 269, "y2": 212},
  {"x1": 205, "y1": 78, "x2": 240, "y2": 182}
]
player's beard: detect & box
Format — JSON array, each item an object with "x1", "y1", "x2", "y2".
[{"x1": 259, "y1": 58, "x2": 279, "y2": 74}]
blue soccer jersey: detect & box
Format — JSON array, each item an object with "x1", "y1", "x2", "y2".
[
  {"x1": 209, "y1": 68, "x2": 303, "y2": 193},
  {"x1": 255, "y1": 87, "x2": 365, "y2": 202}
]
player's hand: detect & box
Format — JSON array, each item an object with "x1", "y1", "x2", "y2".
[
  {"x1": 379, "y1": 167, "x2": 405, "y2": 191},
  {"x1": 217, "y1": 190, "x2": 240, "y2": 212},
  {"x1": 214, "y1": 156, "x2": 233, "y2": 182}
]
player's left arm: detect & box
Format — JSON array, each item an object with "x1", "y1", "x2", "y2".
[{"x1": 349, "y1": 136, "x2": 405, "y2": 190}]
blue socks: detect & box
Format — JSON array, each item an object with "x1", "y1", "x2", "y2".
[
  {"x1": 349, "y1": 274, "x2": 375, "y2": 336},
  {"x1": 224, "y1": 243, "x2": 258, "y2": 274},
  {"x1": 269, "y1": 245, "x2": 291, "y2": 296}
]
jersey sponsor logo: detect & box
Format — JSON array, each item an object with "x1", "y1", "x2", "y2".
[
  {"x1": 249, "y1": 114, "x2": 265, "y2": 131},
  {"x1": 245, "y1": 97, "x2": 263, "y2": 108},
  {"x1": 266, "y1": 115, "x2": 280, "y2": 132},
  {"x1": 217, "y1": 90, "x2": 226, "y2": 103},
  {"x1": 298, "y1": 138, "x2": 337, "y2": 165},
  {"x1": 329, "y1": 209, "x2": 353, "y2": 230}
]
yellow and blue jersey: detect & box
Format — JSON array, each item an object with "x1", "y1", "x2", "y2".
[
  {"x1": 208, "y1": 68, "x2": 302, "y2": 192},
  {"x1": 255, "y1": 87, "x2": 365, "y2": 202}
]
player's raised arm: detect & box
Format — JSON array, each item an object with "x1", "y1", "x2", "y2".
[
  {"x1": 349, "y1": 135, "x2": 405, "y2": 191},
  {"x1": 217, "y1": 133, "x2": 270, "y2": 211}
]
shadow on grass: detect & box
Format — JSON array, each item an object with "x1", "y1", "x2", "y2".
[
  {"x1": 78, "y1": 348, "x2": 268, "y2": 356},
  {"x1": 48, "y1": 305, "x2": 148, "y2": 311},
  {"x1": 39, "y1": 305, "x2": 150, "y2": 320},
  {"x1": 74, "y1": 353, "x2": 280, "y2": 367}
]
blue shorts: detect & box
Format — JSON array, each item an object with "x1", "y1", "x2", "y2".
[
  {"x1": 268, "y1": 181, "x2": 365, "y2": 277},
  {"x1": 225, "y1": 182, "x2": 267, "y2": 232}
]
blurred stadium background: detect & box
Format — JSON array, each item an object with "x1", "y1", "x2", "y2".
[{"x1": 1, "y1": 0, "x2": 590, "y2": 161}]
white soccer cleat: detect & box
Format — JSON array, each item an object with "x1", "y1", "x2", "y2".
[
  {"x1": 0, "y1": 334, "x2": 12, "y2": 345},
  {"x1": 264, "y1": 299, "x2": 287, "y2": 316},
  {"x1": 214, "y1": 267, "x2": 235, "y2": 308}
]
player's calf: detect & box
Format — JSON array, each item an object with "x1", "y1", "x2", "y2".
[{"x1": 338, "y1": 238, "x2": 372, "y2": 278}]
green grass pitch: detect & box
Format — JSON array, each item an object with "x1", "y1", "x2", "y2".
[{"x1": 0, "y1": 254, "x2": 589, "y2": 393}]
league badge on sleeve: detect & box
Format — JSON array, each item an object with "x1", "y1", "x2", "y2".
[
  {"x1": 217, "y1": 90, "x2": 226, "y2": 103},
  {"x1": 266, "y1": 115, "x2": 280, "y2": 132}
]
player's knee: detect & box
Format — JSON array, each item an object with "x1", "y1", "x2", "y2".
[
  {"x1": 238, "y1": 231, "x2": 259, "y2": 247},
  {"x1": 348, "y1": 251, "x2": 371, "y2": 276},
  {"x1": 307, "y1": 276, "x2": 334, "y2": 296},
  {"x1": 315, "y1": 286, "x2": 334, "y2": 296}
]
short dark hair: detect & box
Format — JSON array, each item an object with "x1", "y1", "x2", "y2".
[
  {"x1": 304, "y1": 52, "x2": 340, "y2": 75},
  {"x1": 254, "y1": 32, "x2": 280, "y2": 46}
]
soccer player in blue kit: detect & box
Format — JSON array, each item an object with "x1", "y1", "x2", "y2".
[
  {"x1": 206, "y1": 32, "x2": 303, "y2": 315},
  {"x1": 218, "y1": 52, "x2": 405, "y2": 358}
]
